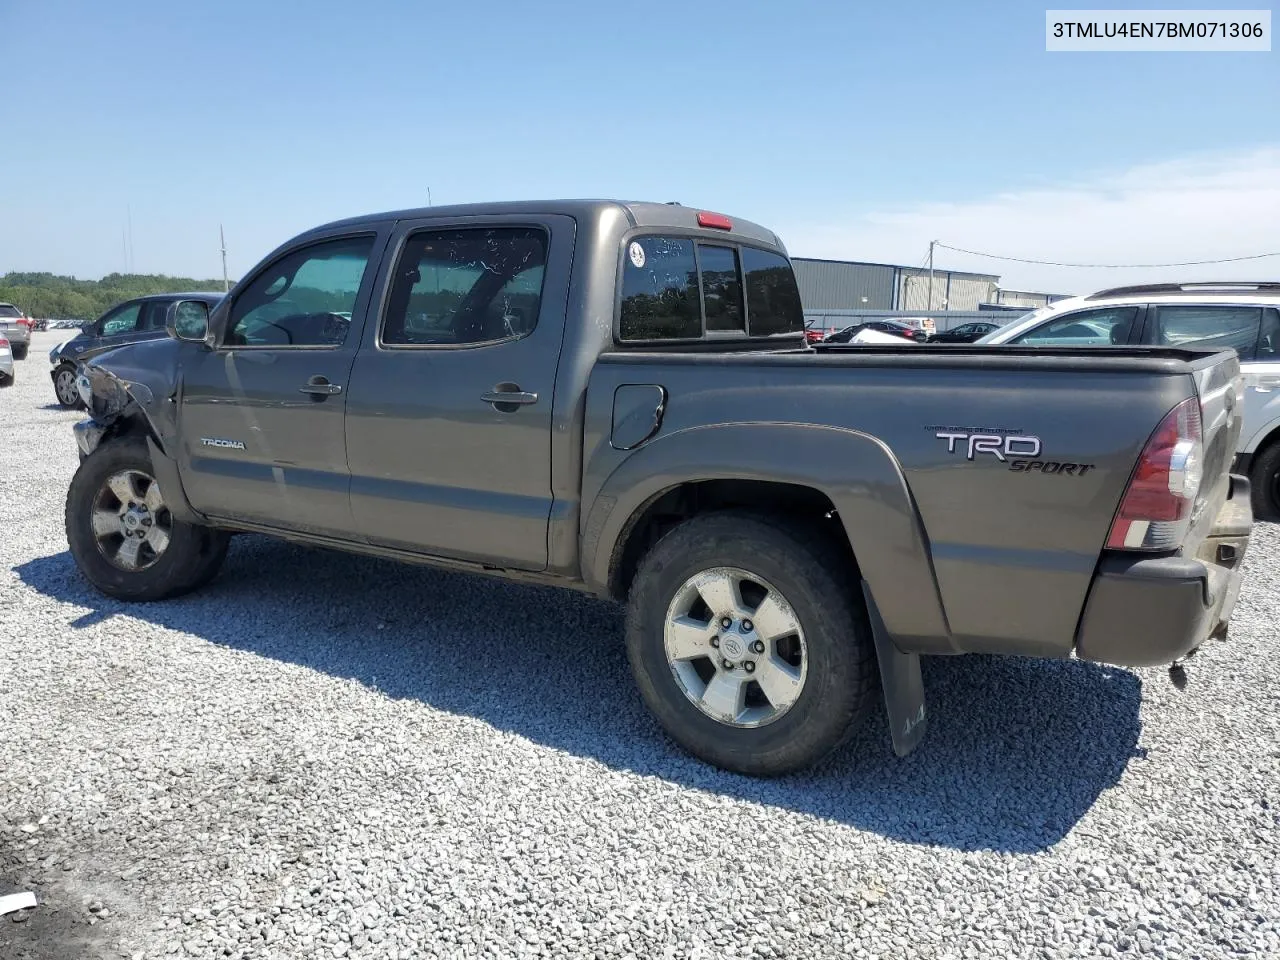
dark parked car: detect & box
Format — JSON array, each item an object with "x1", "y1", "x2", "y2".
[
  {"x1": 926, "y1": 321, "x2": 1001, "y2": 343},
  {"x1": 67, "y1": 200, "x2": 1252, "y2": 776},
  {"x1": 824, "y1": 319, "x2": 927, "y2": 343},
  {"x1": 49, "y1": 292, "x2": 224, "y2": 408}
]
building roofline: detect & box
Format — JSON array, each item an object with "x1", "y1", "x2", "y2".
[{"x1": 789, "y1": 256, "x2": 999, "y2": 282}]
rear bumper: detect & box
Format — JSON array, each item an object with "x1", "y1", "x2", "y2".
[{"x1": 1076, "y1": 474, "x2": 1253, "y2": 667}]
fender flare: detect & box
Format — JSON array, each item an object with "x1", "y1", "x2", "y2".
[
  {"x1": 1242, "y1": 413, "x2": 1280, "y2": 456},
  {"x1": 582, "y1": 421, "x2": 952, "y2": 653}
]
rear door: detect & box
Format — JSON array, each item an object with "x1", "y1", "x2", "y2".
[{"x1": 344, "y1": 215, "x2": 576, "y2": 570}]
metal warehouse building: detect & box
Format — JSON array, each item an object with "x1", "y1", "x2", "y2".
[{"x1": 791, "y1": 258, "x2": 1001, "y2": 312}]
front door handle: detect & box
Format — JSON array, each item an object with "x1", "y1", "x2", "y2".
[
  {"x1": 299, "y1": 376, "x2": 343, "y2": 399},
  {"x1": 481, "y1": 386, "x2": 538, "y2": 409}
]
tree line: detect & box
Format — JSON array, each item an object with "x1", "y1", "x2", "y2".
[{"x1": 0, "y1": 272, "x2": 230, "y2": 321}]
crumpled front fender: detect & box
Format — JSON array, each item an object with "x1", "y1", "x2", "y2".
[{"x1": 77, "y1": 338, "x2": 183, "y2": 456}]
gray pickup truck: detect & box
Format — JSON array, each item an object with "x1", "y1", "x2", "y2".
[{"x1": 66, "y1": 200, "x2": 1253, "y2": 775}]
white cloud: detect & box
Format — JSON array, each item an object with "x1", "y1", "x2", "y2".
[{"x1": 776, "y1": 146, "x2": 1280, "y2": 296}]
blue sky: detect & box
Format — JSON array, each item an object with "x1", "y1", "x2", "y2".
[{"x1": 1, "y1": 0, "x2": 1277, "y2": 292}]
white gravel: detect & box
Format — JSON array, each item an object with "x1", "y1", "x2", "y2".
[{"x1": 2, "y1": 329, "x2": 1278, "y2": 960}]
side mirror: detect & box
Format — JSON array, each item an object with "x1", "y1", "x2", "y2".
[
  {"x1": 81, "y1": 319, "x2": 99, "y2": 334},
  {"x1": 166, "y1": 300, "x2": 210, "y2": 345}
]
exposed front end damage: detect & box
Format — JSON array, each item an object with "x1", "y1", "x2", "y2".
[
  {"x1": 72, "y1": 338, "x2": 184, "y2": 460},
  {"x1": 70, "y1": 339, "x2": 206, "y2": 526}
]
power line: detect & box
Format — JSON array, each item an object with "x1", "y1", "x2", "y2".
[{"x1": 933, "y1": 241, "x2": 1280, "y2": 269}]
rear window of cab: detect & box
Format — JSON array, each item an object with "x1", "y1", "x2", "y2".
[{"x1": 618, "y1": 236, "x2": 803, "y2": 342}]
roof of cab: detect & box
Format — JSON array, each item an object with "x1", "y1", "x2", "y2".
[{"x1": 304, "y1": 199, "x2": 786, "y2": 251}]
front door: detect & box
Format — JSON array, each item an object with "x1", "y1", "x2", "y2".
[
  {"x1": 177, "y1": 231, "x2": 385, "y2": 537},
  {"x1": 345, "y1": 215, "x2": 576, "y2": 570}
]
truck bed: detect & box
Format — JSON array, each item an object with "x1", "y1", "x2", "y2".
[{"x1": 581, "y1": 343, "x2": 1242, "y2": 660}]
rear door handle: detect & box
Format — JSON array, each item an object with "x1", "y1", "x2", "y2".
[
  {"x1": 481, "y1": 389, "x2": 538, "y2": 407},
  {"x1": 299, "y1": 376, "x2": 343, "y2": 398}
]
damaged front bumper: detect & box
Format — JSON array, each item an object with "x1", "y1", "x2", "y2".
[{"x1": 72, "y1": 418, "x2": 112, "y2": 459}]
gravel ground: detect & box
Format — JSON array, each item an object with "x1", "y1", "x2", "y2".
[{"x1": 2, "y1": 329, "x2": 1278, "y2": 960}]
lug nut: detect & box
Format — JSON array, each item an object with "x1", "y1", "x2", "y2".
[
  {"x1": 742, "y1": 619, "x2": 753, "y2": 632},
  {"x1": 744, "y1": 661, "x2": 756, "y2": 673},
  {"x1": 751, "y1": 640, "x2": 765, "y2": 654},
  {"x1": 710, "y1": 636, "x2": 720, "y2": 649},
  {"x1": 721, "y1": 659, "x2": 734, "y2": 670},
  {"x1": 720, "y1": 617, "x2": 732, "y2": 629}
]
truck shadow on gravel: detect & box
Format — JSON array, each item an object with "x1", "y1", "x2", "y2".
[{"x1": 16, "y1": 535, "x2": 1145, "y2": 854}]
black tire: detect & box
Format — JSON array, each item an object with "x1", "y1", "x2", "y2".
[
  {"x1": 65, "y1": 437, "x2": 230, "y2": 601},
  {"x1": 12, "y1": 344, "x2": 27, "y2": 361},
  {"x1": 52, "y1": 364, "x2": 83, "y2": 409},
  {"x1": 1249, "y1": 441, "x2": 1280, "y2": 522},
  {"x1": 625, "y1": 511, "x2": 877, "y2": 776}
]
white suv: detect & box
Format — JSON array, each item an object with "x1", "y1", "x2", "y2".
[{"x1": 978, "y1": 282, "x2": 1280, "y2": 520}]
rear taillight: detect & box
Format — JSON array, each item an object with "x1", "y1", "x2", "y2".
[
  {"x1": 1106, "y1": 397, "x2": 1203, "y2": 551},
  {"x1": 0, "y1": 336, "x2": 9, "y2": 347}
]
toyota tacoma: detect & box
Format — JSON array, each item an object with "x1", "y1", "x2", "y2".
[{"x1": 64, "y1": 200, "x2": 1253, "y2": 775}]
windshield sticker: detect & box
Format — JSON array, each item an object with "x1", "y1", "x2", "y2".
[{"x1": 628, "y1": 242, "x2": 646, "y2": 269}]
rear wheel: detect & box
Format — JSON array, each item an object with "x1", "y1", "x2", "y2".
[
  {"x1": 65, "y1": 437, "x2": 230, "y2": 601},
  {"x1": 53, "y1": 364, "x2": 82, "y2": 408},
  {"x1": 625, "y1": 511, "x2": 876, "y2": 776},
  {"x1": 1249, "y1": 442, "x2": 1280, "y2": 522}
]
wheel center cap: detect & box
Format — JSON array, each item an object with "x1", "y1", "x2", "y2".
[{"x1": 720, "y1": 634, "x2": 746, "y2": 662}]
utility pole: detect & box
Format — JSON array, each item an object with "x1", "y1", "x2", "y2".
[
  {"x1": 126, "y1": 204, "x2": 134, "y2": 274},
  {"x1": 427, "y1": 187, "x2": 432, "y2": 207},
  {"x1": 927, "y1": 240, "x2": 936, "y2": 313},
  {"x1": 220, "y1": 224, "x2": 230, "y2": 292}
]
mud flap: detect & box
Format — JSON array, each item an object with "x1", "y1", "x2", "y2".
[{"x1": 861, "y1": 580, "x2": 928, "y2": 756}]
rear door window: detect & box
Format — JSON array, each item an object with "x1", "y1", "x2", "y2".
[
  {"x1": 139, "y1": 301, "x2": 171, "y2": 331},
  {"x1": 381, "y1": 227, "x2": 548, "y2": 346},
  {"x1": 1151, "y1": 305, "x2": 1263, "y2": 359},
  {"x1": 1010, "y1": 306, "x2": 1138, "y2": 345}
]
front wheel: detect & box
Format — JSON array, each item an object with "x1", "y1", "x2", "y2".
[
  {"x1": 65, "y1": 437, "x2": 230, "y2": 601},
  {"x1": 53, "y1": 364, "x2": 82, "y2": 408},
  {"x1": 625, "y1": 511, "x2": 877, "y2": 776}
]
